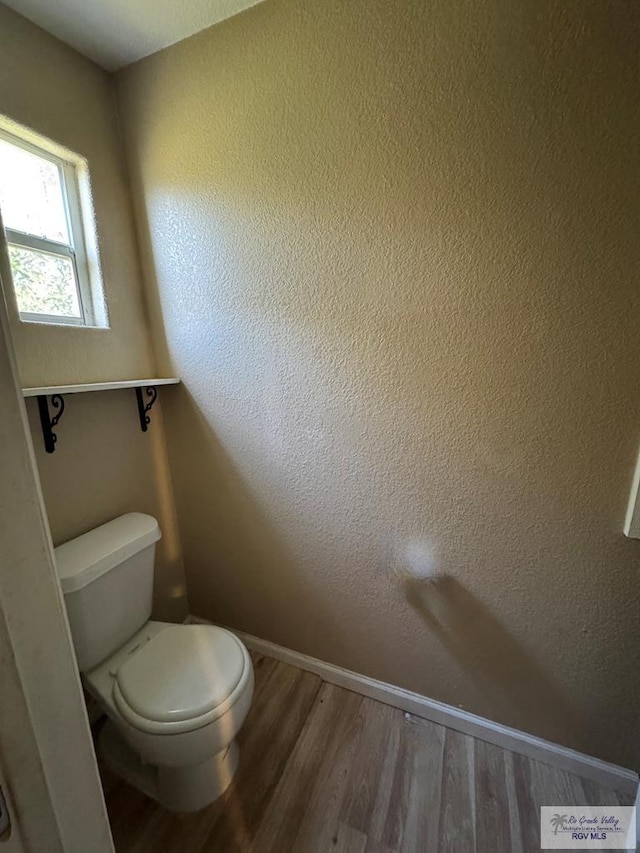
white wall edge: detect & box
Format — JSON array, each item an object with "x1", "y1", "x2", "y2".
[
  {"x1": 623, "y1": 443, "x2": 640, "y2": 537},
  {"x1": 188, "y1": 615, "x2": 638, "y2": 797}
]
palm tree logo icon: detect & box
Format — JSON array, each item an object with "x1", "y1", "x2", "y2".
[{"x1": 550, "y1": 814, "x2": 568, "y2": 835}]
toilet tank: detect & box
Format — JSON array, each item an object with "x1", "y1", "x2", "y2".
[{"x1": 54, "y1": 513, "x2": 161, "y2": 672}]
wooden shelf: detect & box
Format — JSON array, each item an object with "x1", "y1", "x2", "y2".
[
  {"x1": 23, "y1": 378, "x2": 180, "y2": 454},
  {"x1": 22, "y1": 377, "x2": 180, "y2": 397}
]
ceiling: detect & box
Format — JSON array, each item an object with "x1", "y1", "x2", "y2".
[{"x1": 2, "y1": 0, "x2": 264, "y2": 71}]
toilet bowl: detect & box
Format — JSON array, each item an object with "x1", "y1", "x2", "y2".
[
  {"x1": 54, "y1": 513, "x2": 254, "y2": 812},
  {"x1": 88, "y1": 620, "x2": 254, "y2": 811}
]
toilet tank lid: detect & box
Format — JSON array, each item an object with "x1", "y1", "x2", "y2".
[{"x1": 54, "y1": 513, "x2": 161, "y2": 593}]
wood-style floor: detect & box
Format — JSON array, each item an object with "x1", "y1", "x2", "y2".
[{"x1": 102, "y1": 652, "x2": 634, "y2": 853}]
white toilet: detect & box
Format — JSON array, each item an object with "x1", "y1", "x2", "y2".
[{"x1": 54, "y1": 512, "x2": 254, "y2": 812}]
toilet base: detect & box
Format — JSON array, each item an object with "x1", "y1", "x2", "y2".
[
  {"x1": 98, "y1": 720, "x2": 239, "y2": 812},
  {"x1": 157, "y1": 740, "x2": 239, "y2": 812}
]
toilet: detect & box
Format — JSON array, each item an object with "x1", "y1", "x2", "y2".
[{"x1": 54, "y1": 512, "x2": 254, "y2": 812}]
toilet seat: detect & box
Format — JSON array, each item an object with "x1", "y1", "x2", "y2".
[{"x1": 113, "y1": 624, "x2": 251, "y2": 735}]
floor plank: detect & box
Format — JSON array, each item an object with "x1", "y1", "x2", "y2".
[
  {"x1": 338, "y1": 698, "x2": 398, "y2": 837},
  {"x1": 512, "y1": 750, "x2": 541, "y2": 853},
  {"x1": 251, "y1": 682, "x2": 367, "y2": 852},
  {"x1": 474, "y1": 739, "x2": 514, "y2": 853},
  {"x1": 438, "y1": 728, "x2": 476, "y2": 852},
  {"x1": 378, "y1": 713, "x2": 445, "y2": 853},
  {"x1": 503, "y1": 749, "x2": 524, "y2": 853}
]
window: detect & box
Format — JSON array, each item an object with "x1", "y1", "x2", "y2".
[{"x1": 0, "y1": 122, "x2": 106, "y2": 327}]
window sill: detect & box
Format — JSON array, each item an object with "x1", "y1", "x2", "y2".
[{"x1": 19, "y1": 317, "x2": 110, "y2": 330}]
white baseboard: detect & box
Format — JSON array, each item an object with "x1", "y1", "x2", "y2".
[{"x1": 187, "y1": 615, "x2": 638, "y2": 797}]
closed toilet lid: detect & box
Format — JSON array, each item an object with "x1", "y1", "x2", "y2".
[{"x1": 114, "y1": 625, "x2": 248, "y2": 726}]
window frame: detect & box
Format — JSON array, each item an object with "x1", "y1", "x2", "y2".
[{"x1": 0, "y1": 125, "x2": 102, "y2": 328}]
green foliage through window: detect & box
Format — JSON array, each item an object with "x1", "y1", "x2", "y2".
[{"x1": 8, "y1": 245, "x2": 80, "y2": 318}]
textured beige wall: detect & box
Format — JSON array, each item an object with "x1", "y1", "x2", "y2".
[
  {"x1": 0, "y1": 5, "x2": 187, "y2": 621},
  {"x1": 0, "y1": 2, "x2": 153, "y2": 386},
  {"x1": 117, "y1": 0, "x2": 640, "y2": 766}
]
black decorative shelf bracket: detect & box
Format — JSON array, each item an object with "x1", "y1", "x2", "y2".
[
  {"x1": 135, "y1": 386, "x2": 159, "y2": 433},
  {"x1": 37, "y1": 394, "x2": 66, "y2": 454}
]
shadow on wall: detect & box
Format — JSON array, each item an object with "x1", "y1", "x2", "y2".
[{"x1": 401, "y1": 573, "x2": 587, "y2": 751}]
